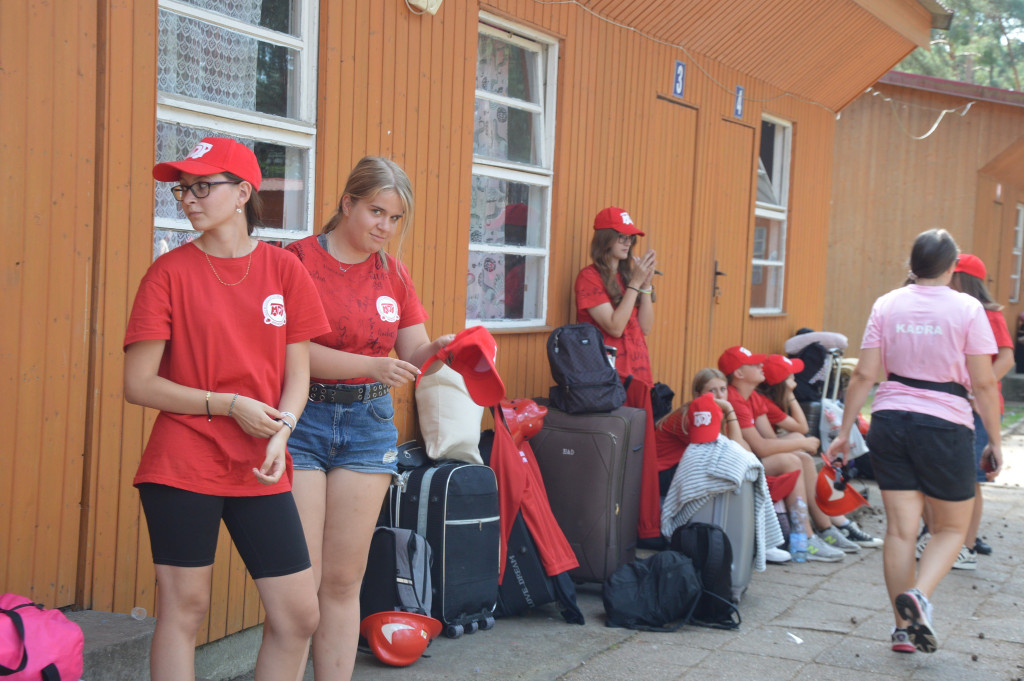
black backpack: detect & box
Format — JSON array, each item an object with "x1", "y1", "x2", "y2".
[
  {"x1": 670, "y1": 522, "x2": 741, "y2": 629},
  {"x1": 602, "y1": 550, "x2": 702, "y2": 632},
  {"x1": 547, "y1": 324, "x2": 626, "y2": 414}
]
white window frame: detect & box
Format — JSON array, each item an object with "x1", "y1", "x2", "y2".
[
  {"x1": 1010, "y1": 203, "x2": 1024, "y2": 303},
  {"x1": 467, "y1": 14, "x2": 558, "y2": 329},
  {"x1": 155, "y1": 0, "x2": 318, "y2": 243},
  {"x1": 750, "y1": 115, "x2": 791, "y2": 315}
]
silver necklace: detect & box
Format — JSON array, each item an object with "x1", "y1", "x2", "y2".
[{"x1": 325, "y1": 235, "x2": 353, "y2": 273}]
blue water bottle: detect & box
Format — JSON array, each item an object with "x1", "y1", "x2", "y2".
[{"x1": 789, "y1": 496, "x2": 809, "y2": 563}]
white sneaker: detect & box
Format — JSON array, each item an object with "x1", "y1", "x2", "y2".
[
  {"x1": 838, "y1": 520, "x2": 884, "y2": 548},
  {"x1": 952, "y1": 545, "x2": 977, "y2": 570},
  {"x1": 915, "y1": 531, "x2": 931, "y2": 560},
  {"x1": 807, "y1": 534, "x2": 845, "y2": 562},
  {"x1": 766, "y1": 547, "x2": 791, "y2": 563},
  {"x1": 819, "y1": 526, "x2": 861, "y2": 553}
]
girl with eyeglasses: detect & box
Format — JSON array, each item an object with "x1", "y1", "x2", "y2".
[
  {"x1": 123, "y1": 137, "x2": 330, "y2": 680},
  {"x1": 575, "y1": 206, "x2": 662, "y2": 546}
]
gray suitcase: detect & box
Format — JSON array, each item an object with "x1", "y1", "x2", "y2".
[
  {"x1": 529, "y1": 405, "x2": 645, "y2": 582},
  {"x1": 690, "y1": 479, "x2": 756, "y2": 602}
]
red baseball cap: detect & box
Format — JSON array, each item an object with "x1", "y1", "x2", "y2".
[
  {"x1": 686, "y1": 392, "x2": 723, "y2": 444},
  {"x1": 717, "y1": 346, "x2": 767, "y2": 376},
  {"x1": 954, "y1": 253, "x2": 986, "y2": 280},
  {"x1": 815, "y1": 464, "x2": 868, "y2": 516},
  {"x1": 762, "y1": 354, "x2": 805, "y2": 386},
  {"x1": 153, "y1": 137, "x2": 262, "y2": 191},
  {"x1": 417, "y1": 326, "x2": 506, "y2": 407},
  {"x1": 593, "y1": 206, "x2": 645, "y2": 236}
]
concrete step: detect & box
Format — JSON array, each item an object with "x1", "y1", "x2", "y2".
[
  {"x1": 67, "y1": 610, "x2": 154, "y2": 681},
  {"x1": 69, "y1": 609, "x2": 263, "y2": 681}
]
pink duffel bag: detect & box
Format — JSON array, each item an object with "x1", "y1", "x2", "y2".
[{"x1": 0, "y1": 593, "x2": 84, "y2": 681}]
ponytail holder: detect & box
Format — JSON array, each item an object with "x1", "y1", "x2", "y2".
[{"x1": 907, "y1": 271, "x2": 918, "y2": 282}]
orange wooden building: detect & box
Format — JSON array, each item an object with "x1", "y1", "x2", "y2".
[
  {"x1": 1, "y1": 0, "x2": 942, "y2": 644},
  {"x1": 827, "y1": 71, "x2": 1024, "y2": 352}
]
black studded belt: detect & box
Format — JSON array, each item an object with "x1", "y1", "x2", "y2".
[{"x1": 308, "y1": 382, "x2": 390, "y2": 404}]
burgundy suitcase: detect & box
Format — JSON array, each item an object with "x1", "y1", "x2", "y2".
[{"x1": 529, "y1": 405, "x2": 645, "y2": 582}]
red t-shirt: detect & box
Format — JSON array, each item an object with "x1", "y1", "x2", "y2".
[
  {"x1": 750, "y1": 391, "x2": 787, "y2": 426},
  {"x1": 286, "y1": 235, "x2": 428, "y2": 384},
  {"x1": 987, "y1": 308, "x2": 1012, "y2": 413},
  {"x1": 574, "y1": 264, "x2": 653, "y2": 386},
  {"x1": 726, "y1": 384, "x2": 757, "y2": 430},
  {"x1": 124, "y1": 242, "x2": 331, "y2": 496},
  {"x1": 655, "y1": 408, "x2": 689, "y2": 472}
]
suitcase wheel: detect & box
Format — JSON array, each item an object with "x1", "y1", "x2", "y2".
[
  {"x1": 465, "y1": 620, "x2": 479, "y2": 635},
  {"x1": 480, "y1": 616, "x2": 495, "y2": 631},
  {"x1": 445, "y1": 623, "x2": 464, "y2": 639}
]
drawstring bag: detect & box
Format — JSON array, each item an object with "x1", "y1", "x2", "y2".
[{"x1": 0, "y1": 593, "x2": 84, "y2": 681}]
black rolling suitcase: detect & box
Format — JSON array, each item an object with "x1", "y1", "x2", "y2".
[
  {"x1": 391, "y1": 460, "x2": 500, "y2": 637},
  {"x1": 529, "y1": 405, "x2": 645, "y2": 582}
]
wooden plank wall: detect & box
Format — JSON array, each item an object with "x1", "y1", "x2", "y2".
[
  {"x1": 826, "y1": 85, "x2": 1024, "y2": 354},
  {"x1": 9, "y1": 0, "x2": 841, "y2": 644},
  {"x1": 0, "y1": 0, "x2": 97, "y2": 608}
]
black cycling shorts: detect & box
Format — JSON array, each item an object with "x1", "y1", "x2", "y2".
[{"x1": 138, "y1": 483, "x2": 311, "y2": 579}]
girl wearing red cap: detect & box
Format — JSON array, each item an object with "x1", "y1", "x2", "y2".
[
  {"x1": 943, "y1": 254, "x2": 1012, "y2": 565},
  {"x1": 285, "y1": 157, "x2": 453, "y2": 681},
  {"x1": 575, "y1": 206, "x2": 662, "y2": 544},
  {"x1": 125, "y1": 138, "x2": 330, "y2": 680},
  {"x1": 827, "y1": 230, "x2": 1002, "y2": 654}
]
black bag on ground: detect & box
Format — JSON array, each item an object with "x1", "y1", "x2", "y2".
[
  {"x1": 669, "y1": 522, "x2": 741, "y2": 629},
  {"x1": 602, "y1": 551, "x2": 702, "y2": 631},
  {"x1": 650, "y1": 382, "x2": 675, "y2": 422},
  {"x1": 360, "y1": 527, "x2": 433, "y2": 619},
  {"x1": 546, "y1": 324, "x2": 626, "y2": 414}
]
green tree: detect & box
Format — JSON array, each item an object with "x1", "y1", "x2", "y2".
[{"x1": 896, "y1": 0, "x2": 1024, "y2": 91}]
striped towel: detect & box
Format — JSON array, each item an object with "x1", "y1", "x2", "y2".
[{"x1": 660, "y1": 434, "x2": 784, "y2": 571}]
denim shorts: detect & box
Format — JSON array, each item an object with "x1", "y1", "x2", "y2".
[
  {"x1": 866, "y1": 409, "x2": 976, "y2": 501},
  {"x1": 289, "y1": 392, "x2": 399, "y2": 476},
  {"x1": 972, "y1": 411, "x2": 1000, "y2": 483}
]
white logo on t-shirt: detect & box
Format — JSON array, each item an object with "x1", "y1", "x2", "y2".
[
  {"x1": 620, "y1": 212, "x2": 634, "y2": 225},
  {"x1": 187, "y1": 142, "x2": 214, "y2": 159},
  {"x1": 377, "y1": 296, "x2": 400, "y2": 323},
  {"x1": 693, "y1": 410, "x2": 713, "y2": 427},
  {"x1": 895, "y1": 323, "x2": 943, "y2": 335},
  {"x1": 263, "y1": 294, "x2": 286, "y2": 326}
]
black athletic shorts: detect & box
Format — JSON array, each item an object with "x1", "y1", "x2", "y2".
[
  {"x1": 865, "y1": 410, "x2": 976, "y2": 502},
  {"x1": 138, "y1": 483, "x2": 311, "y2": 579}
]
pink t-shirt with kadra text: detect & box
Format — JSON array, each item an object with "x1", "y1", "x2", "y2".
[{"x1": 862, "y1": 284, "x2": 996, "y2": 427}]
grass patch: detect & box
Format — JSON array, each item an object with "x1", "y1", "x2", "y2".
[{"x1": 1002, "y1": 402, "x2": 1024, "y2": 433}]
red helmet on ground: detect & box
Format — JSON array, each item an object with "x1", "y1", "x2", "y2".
[
  {"x1": 815, "y1": 463, "x2": 868, "y2": 516},
  {"x1": 360, "y1": 611, "x2": 442, "y2": 667}
]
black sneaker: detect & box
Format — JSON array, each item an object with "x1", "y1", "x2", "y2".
[
  {"x1": 974, "y1": 537, "x2": 993, "y2": 556},
  {"x1": 895, "y1": 588, "x2": 938, "y2": 653}
]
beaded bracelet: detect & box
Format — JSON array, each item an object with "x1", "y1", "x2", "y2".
[
  {"x1": 227, "y1": 393, "x2": 239, "y2": 417},
  {"x1": 205, "y1": 391, "x2": 212, "y2": 422}
]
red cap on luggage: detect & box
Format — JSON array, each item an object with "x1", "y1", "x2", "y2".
[
  {"x1": 686, "y1": 392, "x2": 722, "y2": 444},
  {"x1": 762, "y1": 354, "x2": 805, "y2": 386},
  {"x1": 416, "y1": 326, "x2": 506, "y2": 407},
  {"x1": 815, "y1": 463, "x2": 868, "y2": 515}
]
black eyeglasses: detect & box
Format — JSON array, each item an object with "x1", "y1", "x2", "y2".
[
  {"x1": 170, "y1": 180, "x2": 241, "y2": 201},
  {"x1": 616, "y1": 234, "x2": 637, "y2": 245}
]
